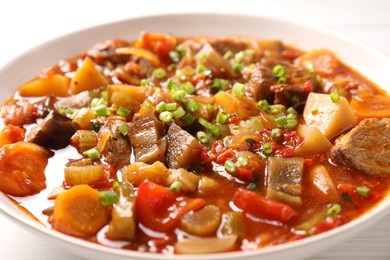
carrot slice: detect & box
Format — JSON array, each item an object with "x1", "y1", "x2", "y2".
[
  {"x1": 50, "y1": 185, "x2": 111, "y2": 237},
  {"x1": 0, "y1": 142, "x2": 49, "y2": 196},
  {"x1": 351, "y1": 94, "x2": 390, "y2": 118},
  {"x1": 296, "y1": 49, "x2": 340, "y2": 77}
]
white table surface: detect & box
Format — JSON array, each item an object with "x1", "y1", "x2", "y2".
[{"x1": 1, "y1": 0, "x2": 390, "y2": 259}]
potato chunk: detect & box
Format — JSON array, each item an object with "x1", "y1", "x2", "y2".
[
  {"x1": 294, "y1": 124, "x2": 332, "y2": 155},
  {"x1": 303, "y1": 93, "x2": 357, "y2": 139},
  {"x1": 19, "y1": 74, "x2": 69, "y2": 97},
  {"x1": 70, "y1": 57, "x2": 108, "y2": 94}
]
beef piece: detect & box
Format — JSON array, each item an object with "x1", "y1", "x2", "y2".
[
  {"x1": 128, "y1": 114, "x2": 166, "y2": 164},
  {"x1": 27, "y1": 111, "x2": 76, "y2": 150},
  {"x1": 209, "y1": 38, "x2": 252, "y2": 55},
  {"x1": 245, "y1": 59, "x2": 318, "y2": 107},
  {"x1": 166, "y1": 123, "x2": 202, "y2": 169},
  {"x1": 329, "y1": 118, "x2": 390, "y2": 176},
  {"x1": 87, "y1": 39, "x2": 130, "y2": 65},
  {"x1": 97, "y1": 116, "x2": 132, "y2": 168}
]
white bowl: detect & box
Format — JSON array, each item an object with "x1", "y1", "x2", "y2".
[{"x1": 1, "y1": 13, "x2": 390, "y2": 260}]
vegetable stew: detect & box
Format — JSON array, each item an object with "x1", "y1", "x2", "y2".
[{"x1": 1, "y1": 31, "x2": 390, "y2": 254}]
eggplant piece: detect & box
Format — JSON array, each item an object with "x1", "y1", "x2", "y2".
[
  {"x1": 27, "y1": 110, "x2": 76, "y2": 150},
  {"x1": 128, "y1": 114, "x2": 166, "y2": 164},
  {"x1": 166, "y1": 123, "x2": 202, "y2": 169},
  {"x1": 266, "y1": 157, "x2": 304, "y2": 206},
  {"x1": 96, "y1": 116, "x2": 132, "y2": 168}
]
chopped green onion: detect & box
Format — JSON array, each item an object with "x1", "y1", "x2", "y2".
[
  {"x1": 327, "y1": 203, "x2": 341, "y2": 216},
  {"x1": 93, "y1": 104, "x2": 108, "y2": 117},
  {"x1": 247, "y1": 182, "x2": 256, "y2": 190},
  {"x1": 256, "y1": 99, "x2": 269, "y2": 111},
  {"x1": 118, "y1": 123, "x2": 128, "y2": 136},
  {"x1": 287, "y1": 107, "x2": 298, "y2": 115},
  {"x1": 271, "y1": 128, "x2": 281, "y2": 139},
  {"x1": 206, "y1": 104, "x2": 214, "y2": 113},
  {"x1": 275, "y1": 115, "x2": 287, "y2": 127},
  {"x1": 169, "y1": 51, "x2": 180, "y2": 62},
  {"x1": 224, "y1": 160, "x2": 237, "y2": 173},
  {"x1": 159, "y1": 111, "x2": 173, "y2": 123},
  {"x1": 330, "y1": 90, "x2": 339, "y2": 103},
  {"x1": 356, "y1": 186, "x2": 370, "y2": 197},
  {"x1": 184, "y1": 114, "x2": 195, "y2": 124},
  {"x1": 196, "y1": 64, "x2": 208, "y2": 73},
  {"x1": 167, "y1": 64, "x2": 176, "y2": 72},
  {"x1": 197, "y1": 131, "x2": 209, "y2": 144},
  {"x1": 278, "y1": 76, "x2": 287, "y2": 84},
  {"x1": 232, "y1": 83, "x2": 246, "y2": 98},
  {"x1": 185, "y1": 100, "x2": 201, "y2": 112},
  {"x1": 211, "y1": 78, "x2": 229, "y2": 93},
  {"x1": 223, "y1": 50, "x2": 233, "y2": 60},
  {"x1": 245, "y1": 49, "x2": 255, "y2": 57},
  {"x1": 246, "y1": 63, "x2": 256, "y2": 71},
  {"x1": 167, "y1": 79, "x2": 179, "y2": 90},
  {"x1": 152, "y1": 68, "x2": 166, "y2": 78},
  {"x1": 198, "y1": 117, "x2": 212, "y2": 129},
  {"x1": 305, "y1": 61, "x2": 315, "y2": 73},
  {"x1": 176, "y1": 44, "x2": 186, "y2": 57},
  {"x1": 216, "y1": 112, "x2": 228, "y2": 124},
  {"x1": 140, "y1": 79, "x2": 150, "y2": 87},
  {"x1": 156, "y1": 101, "x2": 166, "y2": 113},
  {"x1": 165, "y1": 102, "x2": 177, "y2": 111},
  {"x1": 291, "y1": 95, "x2": 299, "y2": 104},
  {"x1": 195, "y1": 52, "x2": 207, "y2": 61},
  {"x1": 286, "y1": 117, "x2": 298, "y2": 129},
  {"x1": 232, "y1": 61, "x2": 243, "y2": 72},
  {"x1": 98, "y1": 191, "x2": 118, "y2": 206},
  {"x1": 235, "y1": 51, "x2": 245, "y2": 63},
  {"x1": 237, "y1": 156, "x2": 249, "y2": 167},
  {"x1": 116, "y1": 106, "x2": 130, "y2": 117},
  {"x1": 171, "y1": 89, "x2": 187, "y2": 101},
  {"x1": 83, "y1": 148, "x2": 101, "y2": 160},
  {"x1": 262, "y1": 142, "x2": 273, "y2": 155},
  {"x1": 270, "y1": 105, "x2": 282, "y2": 115},
  {"x1": 311, "y1": 108, "x2": 319, "y2": 115},
  {"x1": 182, "y1": 81, "x2": 195, "y2": 94},
  {"x1": 101, "y1": 90, "x2": 108, "y2": 101},
  {"x1": 172, "y1": 107, "x2": 185, "y2": 118},
  {"x1": 209, "y1": 124, "x2": 221, "y2": 136},
  {"x1": 272, "y1": 64, "x2": 288, "y2": 78},
  {"x1": 169, "y1": 181, "x2": 182, "y2": 193}
]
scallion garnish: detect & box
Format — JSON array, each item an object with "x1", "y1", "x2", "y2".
[
  {"x1": 93, "y1": 104, "x2": 108, "y2": 117},
  {"x1": 159, "y1": 111, "x2": 173, "y2": 123},
  {"x1": 275, "y1": 115, "x2": 288, "y2": 127},
  {"x1": 182, "y1": 81, "x2": 195, "y2": 94},
  {"x1": 171, "y1": 89, "x2": 187, "y2": 101},
  {"x1": 98, "y1": 191, "x2": 118, "y2": 206},
  {"x1": 327, "y1": 203, "x2": 341, "y2": 216},
  {"x1": 184, "y1": 114, "x2": 195, "y2": 124},
  {"x1": 169, "y1": 181, "x2": 182, "y2": 193},
  {"x1": 197, "y1": 131, "x2": 209, "y2": 144},
  {"x1": 156, "y1": 101, "x2": 166, "y2": 113},
  {"x1": 165, "y1": 102, "x2": 177, "y2": 111},
  {"x1": 232, "y1": 83, "x2": 246, "y2": 98},
  {"x1": 223, "y1": 50, "x2": 233, "y2": 60},
  {"x1": 356, "y1": 186, "x2": 370, "y2": 197},
  {"x1": 116, "y1": 106, "x2": 130, "y2": 117},
  {"x1": 118, "y1": 123, "x2": 128, "y2": 136},
  {"x1": 256, "y1": 99, "x2": 270, "y2": 111},
  {"x1": 83, "y1": 148, "x2": 101, "y2": 160},
  {"x1": 237, "y1": 156, "x2": 249, "y2": 167},
  {"x1": 152, "y1": 68, "x2": 167, "y2": 78},
  {"x1": 330, "y1": 90, "x2": 339, "y2": 103},
  {"x1": 247, "y1": 182, "x2": 256, "y2": 190},
  {"x1": 271, "y1": 128, "x2": 281, "y2": 139},
  {"x1": 185, "y1": 100, "x2": 201, "y2": 112},
  {"x1": 224, "y1": 160, "x2": 237, "y2": 173},
  {"x1": 172, "y1": 107, "x2": 185, "y2": 118},
  {"x1": 209, "y1": 124, "x2": 221, "y2": 136},
  {"x1": 216, "y1": 112, "x2": 228, "y2": 124},
  {"x1": 262, "y1": 142, "x2": 273, "y2": 155}
]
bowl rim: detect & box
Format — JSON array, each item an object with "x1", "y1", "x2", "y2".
[{"x1": 1, "y1": 12, "x2": 390, "y2": 260}]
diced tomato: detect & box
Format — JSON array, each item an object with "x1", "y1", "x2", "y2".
[
  {"x1": 229, "y1": 115, "x2": 240, "y2": 124},
  {"x1": 216, "y1": 148, "x2": 234, "y2": 164},
  {"x1": 304, "y1": 81, "x2": 313, "y2": 94},
  {"x1": 236, "y1": 166, "x2": 254, "y2": 182},
  {"x1": 233, "y1": 188, "x2": 296, "y2": 223},
  {"x1": 200, "y1": 145, "x2": 209, "y2": 162},
  {"x1": 136, "y1": 181, "x2": 205, "y2": 233},
  {"x1": 0, "y1": 125, "x2": 25, "y2": 147},
  {"x1": 313, "y1": 215, "x2": 345, "y2": 234},
  {"x1": 134, "y1": 31, "x2": 176, "y2": 62},
  {"x1": 277, "y1": 147, "x2": 294, "y2": 158}
]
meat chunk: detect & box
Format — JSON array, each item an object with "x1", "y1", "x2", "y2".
[
  {"x1": 87, "y1": 39, "x2": 130, "y2": 65},
  {"x1": 128, "y1": 114, "x2": 166, "y2": 164},
  {"x1": 27, "y1": 111, "x2": 76, "y2": 150},
  {"x1": 330, "y1": 118, "x2": 390, "y2": 176},
  {"x1": 54, "y1": 89, "x2": 101, "y2": 110},
  {"x1": 97, "y1": 116, "x2": 131, "y2": 168},
  {"x1": 209, "y1": 38, "x2": 253, "y2": 55},
  {"x1": 166, "y1": 123, "x2": 202, "y2": 169},
  {"x1": 245, "y1": 60, "x2": 318, "y2": 107}
]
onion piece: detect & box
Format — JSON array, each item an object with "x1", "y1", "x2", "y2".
[
  {"x1": 115, "y1": 47, "x2": 160, "y2": 66},
  {"x1": 174, "y1": 235, "x2": 237, "y2": 254}
]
